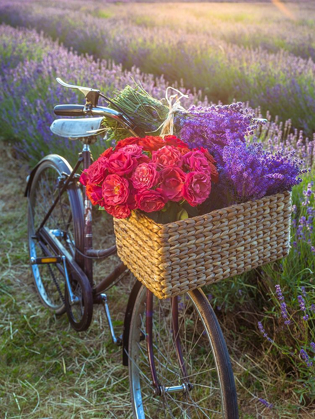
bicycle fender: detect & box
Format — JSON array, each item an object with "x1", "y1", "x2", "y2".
[
  {"x1": 24, "y1": 154, "x2": 74, "y2": 197},
  {"x1": 122, "y1": 279, "x2": 143, "y2": 366}
]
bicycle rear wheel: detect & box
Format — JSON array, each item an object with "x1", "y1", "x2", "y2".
[
  {"x1": 27, "y1": 155, "x2": 84, "y2": 314},
  {"x1": 128, "y1": 286, "x2": 238, "y2": 418}
]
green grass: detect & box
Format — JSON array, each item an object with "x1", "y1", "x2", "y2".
[{"x1": 1, "y1": 142, "x2": 314, "y2": 417}]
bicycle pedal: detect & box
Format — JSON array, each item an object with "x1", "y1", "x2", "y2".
[{"x1": 31, "y1": 256, "x2": 62, "y2": 265}]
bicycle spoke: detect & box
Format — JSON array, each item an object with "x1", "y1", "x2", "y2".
[{"x1": 128, "y1": 286, "x2": 237, "y2": 418}]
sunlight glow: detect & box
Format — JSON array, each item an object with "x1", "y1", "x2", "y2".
[{"x1": 271, "y1": 0, "x2": 296, "y2": 21}]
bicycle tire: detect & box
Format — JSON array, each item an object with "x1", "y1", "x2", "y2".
[
  {"x1": 128, "y1": 285, "x2": 239, "y2": 418},
  {"x1": 27, "y1": 155, "x2": 84, "y2": 314}
]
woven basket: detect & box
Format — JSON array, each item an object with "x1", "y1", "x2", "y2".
[{"x1": 114, "y1": 191, "x2": 292, "y2": 299}]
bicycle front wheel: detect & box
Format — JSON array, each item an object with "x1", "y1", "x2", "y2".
[
  {"x1": 128, "y1": 286, "x2": 238, "y2": 418},
  {"x1": 27, "y1": 155, "x2": 84, "y2": 314}
]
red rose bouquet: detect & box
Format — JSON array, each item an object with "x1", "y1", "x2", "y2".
[{"x1": 80, "y1": 135, "x2": 218, "y2": 222}]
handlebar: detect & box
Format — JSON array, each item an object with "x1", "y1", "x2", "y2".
[
  {"x1": 54, "y1": 104, "x2": 85, "y2": 116},
  {"x1": 54, "y1": 78, "x2": 139, "y2": 136}
]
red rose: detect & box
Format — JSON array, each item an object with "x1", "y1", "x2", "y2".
[
  {"x1": 198, "y1": 147, "x2": 219, "y2": 183},
  {"x1": 104, "y1": 203, "x2": 131, "y2": 219},
  {"x1": 86, "y1": 184, "x2": 104, "y2": 206},
  {"x1": 115, "y1": 137, "x2": 141, "y2": 150},
  {"x1": 182, "y1": 150, "x2": 210, "y2": 173},
  {"x1": 164, "y1": 135, "x2": 190, "y2": 150},
  {"x1": 136, "y1": 190, "x2": 166, "y2": 213},
  {"x1": 106, "y1": 150, "x2": 137, "y2": 176},
  {"x1": 102, "y1": 174, "x2": 130, "y2": 205},
  {"x1": 183, "y1": 172, "x2": 211, "y2": 207},
  {"x1": 152, "y1": 146, "x2": 183, "y2": 169},
  {"x1": 137, "y1": 154, "x2": 150, "y2": 165},
  {"x1": 100, "y1": 147, "x2": 113, "y2": 159},
  {"x1": 139, "y1": 136, "x2": 166, "y2": 152},
  {"x1": 158, "y1": 167, "x2": 186, "y2": 202},
  {"x1": 132, "y1": 163, "x2": 159, "y2": 190}
]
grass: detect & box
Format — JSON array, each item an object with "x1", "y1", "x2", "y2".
[
  {"x1": 0, "y1": 144, "x2": 134, "y2": 417},
  {"x1": 1, "y1": 141, "x2": 314, "y2": 418}
]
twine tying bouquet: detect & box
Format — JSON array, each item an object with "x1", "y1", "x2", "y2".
[{"x1": 159, "y1": 87, "x2": 188, "y2": 136}]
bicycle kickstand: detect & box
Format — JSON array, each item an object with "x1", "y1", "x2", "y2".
[{"x1": 100, "y1": 294, "x2": 122, "y2": 346}]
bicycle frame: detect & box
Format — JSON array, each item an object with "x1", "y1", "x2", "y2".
[{"x1": 34, "y1": 139, "x2": 192, "y2": 394}]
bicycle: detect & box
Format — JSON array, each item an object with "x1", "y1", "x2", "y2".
[{"x1": 25, "y1": 78, "x2": 239, "y2": 418}]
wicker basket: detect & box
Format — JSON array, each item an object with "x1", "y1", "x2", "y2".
[{"x1": 114, "y1": 191, "x2": 292, "y2": 299}]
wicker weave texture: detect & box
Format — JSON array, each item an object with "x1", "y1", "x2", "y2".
[{"x1": 114, "y1": 192, "x2": 292, "y2": 299}]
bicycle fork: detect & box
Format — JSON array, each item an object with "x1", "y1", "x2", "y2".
[{"x1": 146, "y1": 290, "x2": 193, "y2": 396}]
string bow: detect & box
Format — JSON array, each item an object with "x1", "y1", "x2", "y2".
[{"x1": 159, "y1": 87, "x2": 188, "y2": 136}]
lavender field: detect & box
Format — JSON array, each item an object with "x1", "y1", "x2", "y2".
[
  {"x1": 1, "y1": 1, "x2": 315, "y2": 136},
  {"x1": 0, "y1": 1, "x2": 315, "y2": 418}
]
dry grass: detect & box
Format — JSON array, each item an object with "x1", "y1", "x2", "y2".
[{"x1": 0, "y1": 142, "x2": 313, "y2": 418}]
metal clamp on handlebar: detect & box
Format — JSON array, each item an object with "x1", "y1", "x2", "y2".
[{"x1": 56, "y1": 78, "x2": 100, "y2": 108}]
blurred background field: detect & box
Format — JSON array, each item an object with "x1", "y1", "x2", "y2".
[{"x1": 0, "y1": 1, "x2": 315, "y2": 418}]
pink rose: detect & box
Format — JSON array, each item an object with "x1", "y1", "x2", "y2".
[
  {"x1": 79, "y1": 169, "x2": 89, "y2": 186},
  {"x1": 158, "y1": 167, "x2": 186, "y2": 202},
  {"x1": 106, "y1": 150, "x2": 137, "y2": 176},
  {"x1": 183, "y1": 172, "x2": 211, "y2": 207},
  {"x1": 104, "y1": 203, "x2": 131, "y2": 219},
  {"x1": 198, "y1": 147, "x2": 219, "y2": 183},
  {"x1": 119, "y1": 144, "x2": 143, "y2": 157},
  {"x1": 131, "y1": 163, "x2": 159, "y2": 190},
  {"x1": 86, "y1": 184, "x2": 104, "y2": 206},
  {"x1": 136, "y1": 190, "x2": 166, "y2": 213},
  {"x1": 102, "y1": 174, "x2": 130, "y2": 205},
  {"x1": 152, "y1": 146, "x2": 183, "y2": 169},
  {"x1": 88, "y1": 157, "x2": 108, "y2": 184},
  {"x1": 182, "y1": 150, "x2": 210, "y2": 173}
]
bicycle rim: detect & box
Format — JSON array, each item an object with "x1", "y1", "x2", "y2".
[
  {"x1": 128, "y1": 286, "x2": 238, "y2": 419},
  {"x1": 28, "y1": 159, "x2": 82, "y2": 313}
]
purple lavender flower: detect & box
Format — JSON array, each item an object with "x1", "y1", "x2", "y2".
[
  {"x1": 275, "y1": 284, "x2": 284, "y2": 301},
  {"x1": 298, "y1": 295, "x2": 309, "y2": 321},
  {"x1": 310, "y1": 342, "x2": 315, "y2": 352},
  {"x1": 301, "y1": 286, "x2": 307, "y2": 298},
  {"x1": 298, "y1": 295, "x2": 306, "y2": 311},
  {"x1": 300, "y1": 349, "x2": 313, "y2": 368},
  {"x1": 274, "y1": 285, "x2": 291, "y2": 324},
  {"x1": 258, "y1": 321, "x2": 274, "y2": 343},
  {"x1": 258, "y1": 398, "x2": 273, "y2": 409},
  {"x1": 281, "y1": 303, "x2": 291, "y2": 325}
]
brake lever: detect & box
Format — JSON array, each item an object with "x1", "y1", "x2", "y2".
[{"x1": 56, "y1": 77, "x2": 100, "y2": 107}]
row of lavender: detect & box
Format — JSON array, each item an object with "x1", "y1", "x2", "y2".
[
  {"x1": 1, "y1": 24, "x2": 315, "y2": 407},
  {"x1": 1, "y1": 25, "x2": 314, "y2": 168},
  {"x1": 0, "y1": 2, "x2": 315, "y2": 136}
]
